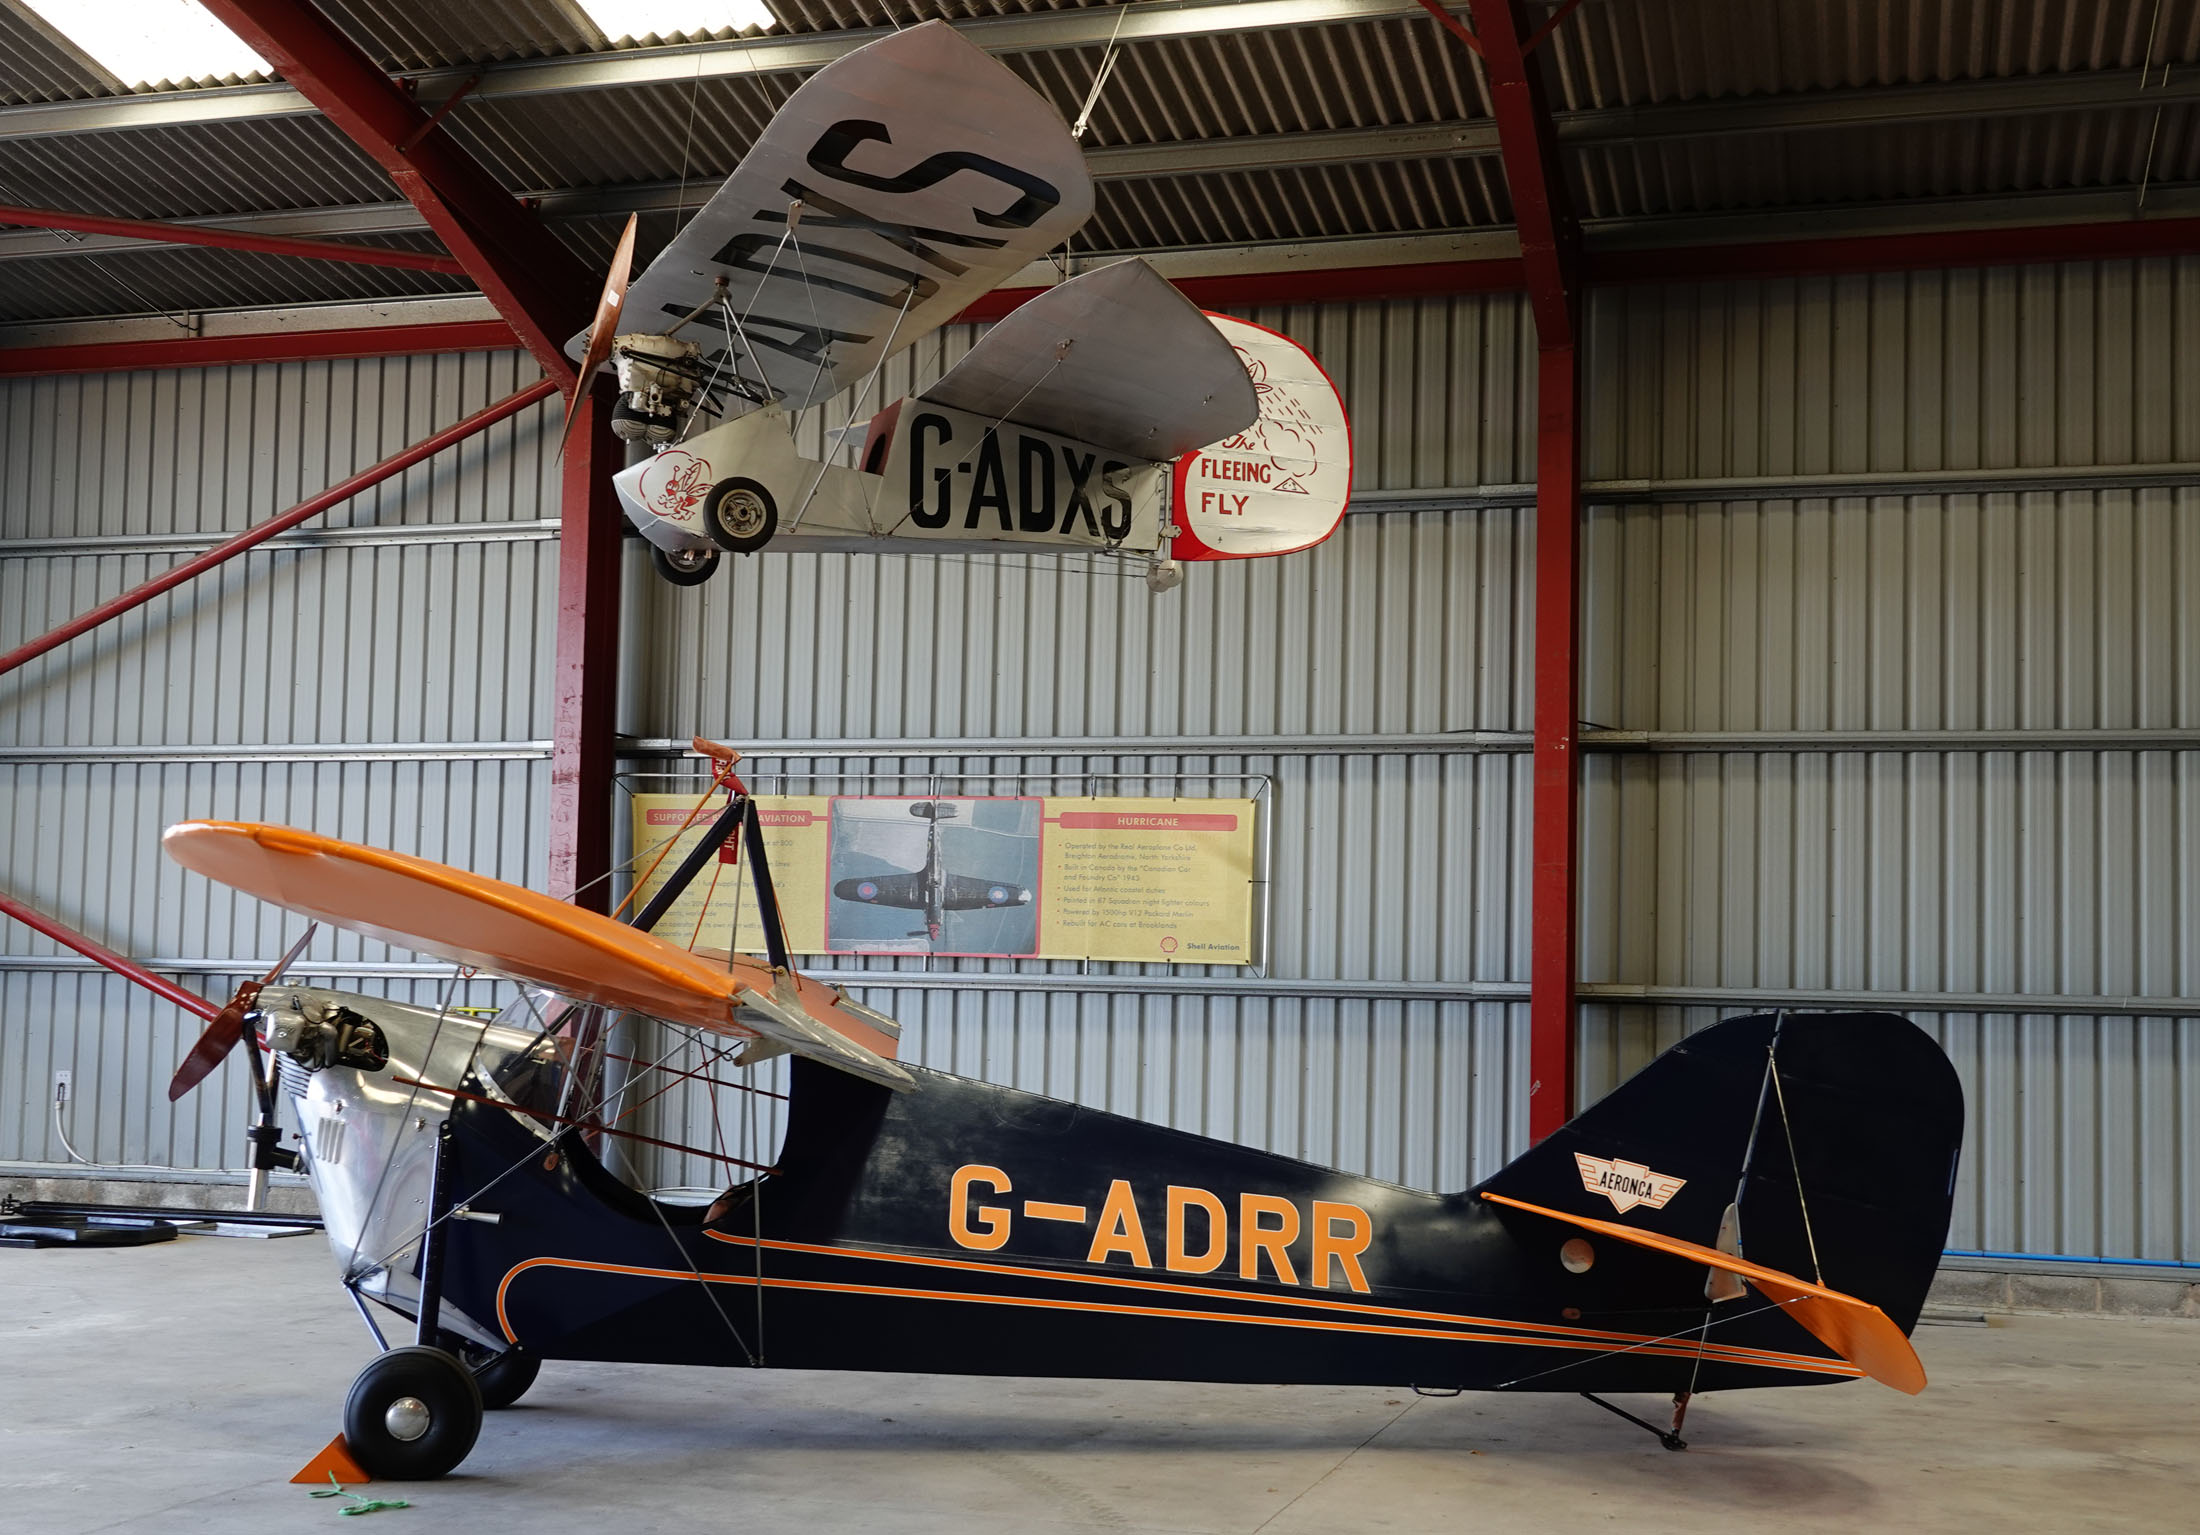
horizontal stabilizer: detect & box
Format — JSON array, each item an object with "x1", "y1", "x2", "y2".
[
  {"x1": 1481, "y1": 1191, "x2": 1925, "y2": 1394},
  {"x1": 919, "y1": 259, "x2": 1255, "y2": 460}
]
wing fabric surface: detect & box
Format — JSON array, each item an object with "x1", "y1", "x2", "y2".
[
  {"x1": 565, "y1": 20, "x2": 1091, "y2": 411},
  {"x1": 161, "y1": 821, "x2": 911, "y2": 1090},
  {"x1": 1481, "y1": 1191, "x2": 1925, "y2": 1393},
  {"x1": 918, "y1": 259, "x2": 1257, "y2": 460}
]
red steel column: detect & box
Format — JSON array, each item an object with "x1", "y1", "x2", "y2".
[
  {"x1": 1528, "y1": 345, "x2": 1581, "y2": 1139},
  {"x1": 1461, "y1": 0, "x2": 1583, "y2": 1140},
  {"x1": 549, "y1": 381, "x2": 623, "y2": 912}
]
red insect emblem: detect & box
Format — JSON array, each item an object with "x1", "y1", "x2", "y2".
[{"x1": 642, "y1": 451, "x2": 711, "y2": 522}]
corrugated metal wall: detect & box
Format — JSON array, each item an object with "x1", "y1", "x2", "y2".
[
  {"x1": 0, "y1": 351, "x2": 560, "y2": 1167},
  {"x1": 1576, "y1": 262, "x2": 2200, "y2": 1262},
  {"x1": 3, "y1": 264, "x2": 2194, "y2": 1261},
  {"x1": 625, "y1": 293, "x2": 1546, "y2": 1193}
]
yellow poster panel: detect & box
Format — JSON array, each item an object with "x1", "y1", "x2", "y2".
[
  {"x1": 629, "y1": 795, "x2": 830, "y2": 953},
  {"x1": 630, "y1": 792, "x2": 1257, "y2": 965},
  {"x1": 1038, "y1": 798, "x2": 1257, "y2": 964}
]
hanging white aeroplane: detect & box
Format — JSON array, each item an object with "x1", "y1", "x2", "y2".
[{"x1": 563, "y1": 21, "x2": 1350, "y2": 591}]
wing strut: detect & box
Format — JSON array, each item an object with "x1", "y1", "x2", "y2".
[{"x1": 627, "y1": 744, "x2": 793, "y2": 972}]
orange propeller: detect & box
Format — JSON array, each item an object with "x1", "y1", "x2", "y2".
[{"x1": 560, "y1": 213, "x2": 639, "y2": 453}]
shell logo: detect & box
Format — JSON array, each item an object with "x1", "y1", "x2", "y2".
[{"x1": 1159, "y1": 936, "x2": 1178, "y2": 954}]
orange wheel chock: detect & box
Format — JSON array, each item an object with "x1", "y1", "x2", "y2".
[{"x1": 290, "y1": 1432, "x2": 372, "y2": 1485}]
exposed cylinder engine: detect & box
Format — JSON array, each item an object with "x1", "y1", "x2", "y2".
[{"x1": 610, "y1": 334, "x2": 705, "y2": 444}]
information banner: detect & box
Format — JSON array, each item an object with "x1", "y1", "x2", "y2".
[
  {"x1": 629, "y1": 792, "x2": 1257, "y2": 964},
  {"x1": 630, "y1": 796, "x2": 831, "y2": 954},
  {"x1": 1037, "y1": 799, "x2": 1257, "y2": 962}
]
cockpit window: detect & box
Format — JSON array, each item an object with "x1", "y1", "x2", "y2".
[{"x1": 486, "y1": 1030, "x2": 572, "y2": 1127}]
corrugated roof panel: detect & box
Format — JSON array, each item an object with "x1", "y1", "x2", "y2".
[
  {"x1": 0, "y1": 117, "x2": 397, "y2": 220},
  {"x1": 1571, "y1": 103, "x2": 2200, "y2": 221},
  {"x1": 1002, "y1": 18, "x2": 1491, "y2": 145},
  {"x1": 763, "y1": 0, "x2": 1124, "y2": 35},
  {"x1": 441, "y1": 70, "x2": 801, "y2": 187},
  {"x1": 311, "y1": 0, "x2": 780, "y2": 69},
  {"x1": 313, "y1": 0, "x2": 606, "y2": 69},
  {"x1": 0, "y1": 0, "x2": 115, "y2": 105},
  {"x1": 0, "y1": 239, "x2": 467, "y2": 324},
  {"x1": 1083, "y1": 156, "x2": 1507, "y2": 250},
  {"x1": 1542, "y1": 0, "x2": 2200, "y2": 110}
]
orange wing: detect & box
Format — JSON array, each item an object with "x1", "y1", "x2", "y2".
[
  {"x1": 1481, "y1": 1191, "x2": 1925, "y2": 1394},
  {"x1": 161, "y1": 821, "x2": 908, "y2": 1089}
]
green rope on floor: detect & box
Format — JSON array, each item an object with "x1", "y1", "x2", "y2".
[{"x1": 309, "y1": 1472, "x2": 411, "y2": 1515}]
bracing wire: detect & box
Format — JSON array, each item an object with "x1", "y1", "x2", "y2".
[
  {"x1": 1491, "y1": 1298, "x2": 1801, "y2": 1392},
  {"x1": 1070, "y1": 3, "x2": 1132, "y2": 141},
  {"x1": 1768, "y1": 1049, "x2": 1826, "y2": 1286}
]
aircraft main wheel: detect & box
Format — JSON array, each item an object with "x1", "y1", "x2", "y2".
[
  {"x1": 456, "y1": 1338, "x2": 541, "y2": 1410},
  {"x1": 703, "y1": 477, "x2": 777, "y2": 554},
  {"x1": 341, "y1": 1345, "x2": 483, "y2": 1480},
  {"x1": 650, "y1": 545, "x2": 720, "y2": 586}
]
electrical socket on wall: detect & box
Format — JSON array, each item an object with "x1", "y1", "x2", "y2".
[{"x1": 53, "y1": 1069, "x2": 71, "y2": 1105}]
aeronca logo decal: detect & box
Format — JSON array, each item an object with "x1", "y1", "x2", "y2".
[{"x1": 1573, "y1": 1154, "x2": 1686, "y2": 1214}]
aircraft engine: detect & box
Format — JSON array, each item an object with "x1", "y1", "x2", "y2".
[
  {"x1": 259, "y1": 995, "x2": 390, "y2": 1074},
  {"x1": 610, "y1": 334, "x2": 705, "y2": 443}
]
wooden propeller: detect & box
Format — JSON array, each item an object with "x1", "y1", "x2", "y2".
[
  {"x1": 560, "y1": 213, "x2": 639, "y2": 452},
  {"x1": 166, "y1": 925, "x2": 317, "y2": 1101}
]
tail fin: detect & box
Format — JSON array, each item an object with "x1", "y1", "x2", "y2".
[{"x1": 1477, "y1": 1012, "x2": 1964, "y2": 1338}]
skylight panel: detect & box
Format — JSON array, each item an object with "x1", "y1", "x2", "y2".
[
  {"x1": 20, "y1": 0, "x2": 269, "y2": 90},
  {"x1": 579, "y1": 2, "x2": 778, "y2": 45}
]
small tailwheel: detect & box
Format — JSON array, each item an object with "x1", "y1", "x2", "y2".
[
  {"x1": 342, "y1": 1345, "x2": 483, "y2": 1480},
  {"x1": 455, "y1": 1338, "x2": 541, "y2": 1410},
  {"x1": 650, "y1": 545, "x2": 720, "y2": 586},
  {"x1": 703, "y1": 477, "x2": 778, "y2": 554}
]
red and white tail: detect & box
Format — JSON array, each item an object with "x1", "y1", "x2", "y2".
[{"x1": 1171, "y1": 314, "x2": 1351, "y2": 562}]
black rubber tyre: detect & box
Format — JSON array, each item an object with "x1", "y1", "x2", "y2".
[
  {"x1": 341, "y1": 1345, "x2": 484, "y2": 1480},
  {"x1": 702, "y1": 477, "x2": 778, "y2": 554},
  {"x1": 650, "y1": 544, "x2": 720, "y2": 586},
  {"x1": 460, "y1": 1340, "x2": 541, "y2": 1410}
]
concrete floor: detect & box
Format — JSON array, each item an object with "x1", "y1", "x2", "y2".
[{"x1": 3, "y1": 1235, "x2": 2194, "y2": 1535}]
